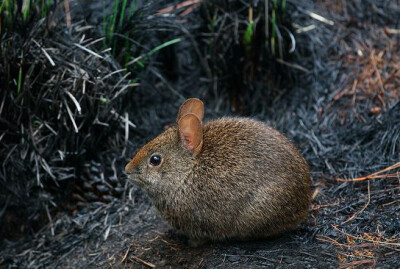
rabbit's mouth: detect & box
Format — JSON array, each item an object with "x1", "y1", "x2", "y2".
[
  {"x1": 128, "y1": 171, "x2": 160, "y2": 189},
  {"x1": 127, "y1": 173, "x2": 146, "y2": 186}
]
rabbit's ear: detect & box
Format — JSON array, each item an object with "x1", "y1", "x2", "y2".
[
  {"x1": 178, "y1": 113, "x2": 203, "y2": 155},
  {"x1": 177, "y1": 98, "x2": 204, "y2": 122}
]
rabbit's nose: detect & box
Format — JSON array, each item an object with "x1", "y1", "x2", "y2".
[{"x1": 125, "y1": 162, "x2": 135, "y2": 174}]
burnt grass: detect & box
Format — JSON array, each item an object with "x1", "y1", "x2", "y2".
[{"x1": 1, "y1": 0, "x2": 399, "y2": 268}]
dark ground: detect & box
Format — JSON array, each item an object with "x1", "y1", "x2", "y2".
[{"x1": 1, "y1": 0, "x2": 399, "y2": 268}]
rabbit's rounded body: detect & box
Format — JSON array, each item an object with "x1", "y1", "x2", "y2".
[{"x1": 126, "y1": 100, "x2": 311, "y2": 242}]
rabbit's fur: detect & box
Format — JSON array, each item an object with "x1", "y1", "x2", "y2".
[{"x1": 126, "y1": 99, "x2": 311, "y2": 243}]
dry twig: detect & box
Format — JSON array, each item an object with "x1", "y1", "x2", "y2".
[
  {"x1": 131, "y1": 256, "x2": 156, "y2": 268},
  {"x1": 336, "y1": 162, "x2": 400, "y2": 182}
]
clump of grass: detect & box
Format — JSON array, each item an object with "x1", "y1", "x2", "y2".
[
  {"x1": 244, "y1": 0, "x2": 289, "y2": 58},
  {"x1": 103, "y1": 0, "x2": 136, "y2": 57},
  {"x1": 200, "y1": 0, "x2": 298, "y2": 113},
  {"x1": 103, "y1": 0, "x2": 139, "y2": 65},
  {"x1": 0, "y1": 0, "x2": 137, "y2": 241},
  {"x1": 1, "y1": 0, "x2": 57, "y2": 99},
  {"x1": 0, "y1": 0, "x2": 17, "y2": 29},
  {"x1": 1, "y1": 0, "x2": 54, "y2": 96},
  {"x1": 268, "y1": 0, "x2": 287, "y2": 57},
  {"x1": 0, "y1": 0, "x2": 53, "y2": 31},
  {"x1": 102, "y1": 0, "x2": 181, "y2": 77},
  {"x1": 214, "y1": 0, "x2": 292, "y2": 61}
]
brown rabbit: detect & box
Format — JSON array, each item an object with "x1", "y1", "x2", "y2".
[{"x1": 125, "y1": 98, "x2": 311, "y2": 245}]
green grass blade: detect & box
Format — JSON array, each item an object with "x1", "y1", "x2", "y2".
[
  {"x1": 265, "y1": 0, "x2": 269, "y2": 39},
  {"x1": 109, "y1": 0, "x2": 120, "y2": 40},
  {"x1": 2, "y1": 0, "x2": 14, "y2": 27},
  {"x1": 100, "y1": 97, "x2": 109, "y2": 104},
  {"x1": 271, "y1": 8, "x2": 276, "y2": 55},
  {"x1": 127, "y1": 0, "x2": 136, "y2": 20},
  {"x1": 127, "y1": 38, "x2": 181, "y2": 69},
  {"x1": 123, "y1": 39, "x2": 131, "y2": 66},
  {"x1": 148, "y1": 38, "x2": 181, "y2": 56},
  {"x1": 0, "y1": 1, "x2": 4, "y2": 13},
  {"x1": 118, "y1": 0, "x2": 128, "y2": 30},
  {"x1": 17, "y1": 66, "x2": 23, "y2": 94},
  {"x1": 23, "y1": 0, "x2": 31, "y2": 22},
  {"x1": 243, "y1": 21, "x2": 254, "y2": 46},
  {"x1": 41, "y1": 0, "x2": 51, "y2": 18},
  {"x1": 102, "y1": 1, "x2": 107, "y2": 45}
]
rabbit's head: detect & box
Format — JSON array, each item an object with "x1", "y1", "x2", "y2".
[{"x1": 125, "y1": 99, "x2": 204, "y2": 197}]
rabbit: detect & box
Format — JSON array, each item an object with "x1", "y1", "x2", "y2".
[{"x1": 125, "y1": 98, "x2": 311, "y2": 245}]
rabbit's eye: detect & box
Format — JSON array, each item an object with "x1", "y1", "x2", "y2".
[{"x1": 149, "y1": 154, "x2": 162, "y2": 166}]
